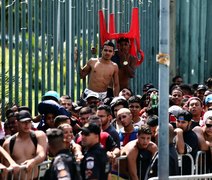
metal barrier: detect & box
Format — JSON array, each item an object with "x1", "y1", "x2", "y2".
[
  {"x1": 148, "y1": 173, "x2": 212, "y2": 180},
  {"x1": 195, "y1": 151, "x2": 207, "y2": 175},
  {"x1": 2, "y1": 160, "x2": 51, "y2": 180},
  {"x1": 178, "y1": 153, "x2": 195, "y2": 175}
]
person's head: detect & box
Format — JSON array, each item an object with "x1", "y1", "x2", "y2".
[
  {"x1": 79, "y1": 107, "x2": 92, "y2": 126},
  {"x1": 119, "y1": 88, "x2": 133, "y2": 100},
  {"x1": 117, "y1": 38, "x2": 130, "y2": 53},
  {"x1": 171, "y1": 86, "x2": 184, "y2": 106},
  {"x1": 85, "y1": 92, "x2": 101, "y2": 107},
  {"x1": 102, "y1": 40, "x2": 115, "y2": 60},
  {"x1": 155, "y1": 124, "x2": 175, "y2": 145},
  {"x1": 58, "y1": 123, "x2": 74, "y2": 146},
  {"x1": 81, "y1": 123, "x2": 101, "y2": 148},
  {"x1": 205, "y1": 77, "x2": 212, "y2": 89},
  {"x1": 17, "y1": 110, "x2": 32, "y2": 133},
  {"x1": 196, "y1": 85, "x2": 207, "y2": 101},
  {"x1": 44, "y1": 113, "x2": 56, "y2": 128},
  {"x1": 147, "y1": 115, "x2": 158, "y2": 137},
  {"x1": 172, "y1": 75, "x2": 183, "y2": 85},
  {"x1": 204, "y1": 94, "x2": 212, "y2": 111},
  {"x1": 96, "y1": 105, "x2": 112, "y2": 129},
  {"x1": 6, "y1": 110, "x2": 19, "y2": 135},
  {"x1": 137, "y1": 124, "x2": 152, "y2": 149},
  {"x1": 54, "y1": 115, "x2": 70, "y2": 128},
  {"x1": 128, "y1": 96, "x2": 142, "y2": 119},
  {"x1": 204, "y1": 116, "x2": 212, "y2": 137},
  {"x1": 176, "y1": 110, "x2": 192, "y2": 132},
  {"x1": 42, "y1": 90, "x2": 60, "y2": 102},
  {"x1": 179, "y1": 84, "x2": 193, "y2": 96},
  {"x1": 88, "y1": 115, "x2": 102, "y2": 129},
  {"x1": 60, "y1": 95, "x2": 73, "y2": 112},
  {"x1": 187, "y1": 97, "x2": 203, "y2": 119},
  {"x1": 110, "y1": 97, "x2": 128, "y2": 118},
  {"x1": 143, "y1": 83, "x2": 154, "y2": 95},
  {"x1": 46, "y1": 128, "x2": 65, "y2": 156},
  {"x1": 117, "y1": 108, "x2": 133, "y2": 128}
]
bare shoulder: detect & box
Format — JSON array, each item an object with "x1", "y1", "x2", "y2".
[
  {"x1": 192, "y1": 126, "x2": 203, "y2": 133},
  {"x1": 121, "y1": 139, "x2": 137, "y2": 155},
  {"x1": 34, "y1": 130, "x2": 47, "y2": 139},
  {"x1": 147, "y1": 141, "x2": 158, "y2": 154},
  {"x1": 88, "y1": 58, "x2": 98, "y2": 64}
]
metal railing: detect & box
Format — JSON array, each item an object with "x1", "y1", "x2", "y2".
[
  {"x1": 1, "y1": 160, "x2": 51, "y2": 180},
  {"x1": 148, "y1": 173, "x2": 212, "y2": 180}
]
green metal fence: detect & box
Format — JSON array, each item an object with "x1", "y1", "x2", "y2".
[{"x1": 0, "y1": 0, "x2": 212, "y2": 120}]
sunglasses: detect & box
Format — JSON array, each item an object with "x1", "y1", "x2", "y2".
[{"x1": 205, "y1": 124, "x2": 212, "y2": 128}]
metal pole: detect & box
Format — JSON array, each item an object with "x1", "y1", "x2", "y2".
[{"x1": 158, "y1": 0, "x2": 170, "y2": 180}]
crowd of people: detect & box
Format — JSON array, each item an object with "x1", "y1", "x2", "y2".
[{"x1": 0, "y1": 39, "x2": 212, "y2": 180}]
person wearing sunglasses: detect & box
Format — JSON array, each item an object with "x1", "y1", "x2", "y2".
[{"x1": 193, "y1": 115, "x2": 212, "y2": 172}]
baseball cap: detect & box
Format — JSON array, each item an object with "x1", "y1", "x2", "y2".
[
  {"x1": 176, "y1": 110, "x2": 192, "y2": 122},
  {"x1": 143, "y1": 83, "x2": 154, "y2": 92},
  {"x1": 168, "y1": 105, "x2": 182, "y2": 117},
  {"x1": 42, "y1": 91, "x2": 60, "y2": 102},
  {"x1": 17, "y1": 110, "x2": 32, "y2": 122},
  {"x1": 85, "y1": 92, "x2": 100, "y2": 100},
  {"x1": 81, "y1": 123, "x2": 101, "y2": 135},
  {"x1": 197, "y1": 84, "x2": 207, "y2": 91},
  {"x1": 205, "y1": 94, "x2": 212, "y2": 104}
]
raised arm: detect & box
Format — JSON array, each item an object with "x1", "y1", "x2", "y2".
[
  {"x1": 113, "y1": 64, "x2": 120, "y2": 96},
  {"x1": 174, "y1": 128, "x2": 185, "y2": 154},
  {"x1": 124, "y1": 56, "x2": 137, "y2": 78},
  {"x1": 80, "y1": 59, "x2": 92, "y2": 79}
]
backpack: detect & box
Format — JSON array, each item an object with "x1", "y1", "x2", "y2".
[{"x1": 9, "y1": 131, "x2": 38, "y2": 155}]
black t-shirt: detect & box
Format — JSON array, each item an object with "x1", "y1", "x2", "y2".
[
  {"x1": 81, "y1": 143, "x2": 110, "y2": 180},
  {"x1": 136, "y1": 149, "x2": 152, "y2": 180},
  {"x1": 182, "y1": 129, "x2": 199, "y2": 175}
]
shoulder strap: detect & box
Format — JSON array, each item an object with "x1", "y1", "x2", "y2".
[
  {"x1": 30, "y1": 131, "x2": 38, "y2": 149},
  {"x1": 9, "y1": 135, "x2": 17, "y2": 155}
]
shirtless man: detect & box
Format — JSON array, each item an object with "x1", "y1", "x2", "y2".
[
  {"x1": 111, "y1": 38, "x2": 137, "y2": 91},
  {"x1": 3, "y1": 110, "x2": 47, "y2": 179},
  {"x1": 193, "y1": 116, "x2": 212, "y2": 172},
  {"x1": 80, "y1": 40, "x2": 120, "y2": 100},
  {"x1": 127, "y1": 125, "x2": 157, "y2": 180}
]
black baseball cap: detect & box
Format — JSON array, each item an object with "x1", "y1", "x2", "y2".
[
  {"x1": 81, "y1": 123, "x2": 101, "y2": 135},
  {"x1": 17, "y1": 110, "x2": 32, "y2": 122}
]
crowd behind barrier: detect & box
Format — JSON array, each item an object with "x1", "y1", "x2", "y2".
[
  {"x1": 2, "y1": 151, "x2": 210, "y2": 180},
  {"x1": 1, "y1": 75, "x2": 212, "y2": 179}
]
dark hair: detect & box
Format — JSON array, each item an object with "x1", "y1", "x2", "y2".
[
  {"x1": 46, "y1": 128, "x2": 64, "y2": 146},
  {"x1": 117, "y1": 37, "x2": 130, "y2": 44},
  {"x1": 54, "y1": 115, "x2": 70, "y2": 128},
  {"x1": 128, "y1": 95, "x2": 142, "y2": 107},
  {"x1": 177, "y1": 110, "x2": 192, "y2": 121},
  {"x1": 120, "y1": 87, "x2": 134, "y2": 96},
  {"x1": 97, "y1": 104, "x2": 112, "y2": 115},
  {"x1": 172, "y1": 75, "x2": 182, "y2": 83},
  {"x1": 205, "y1": 77, "x2": 212, "y2": 88},
  {"x1": 147, "y1": 115, "x2": 158, "y2": 127},
  {"x1": 138, "y1": 124, "x2": 152, "y2": 135},
  {"x1": 103, "y1": 40, "x2": 115, "y2": 50},
  {"x1": 79, "y1": 107, "x2": 92, "y2": 116}
]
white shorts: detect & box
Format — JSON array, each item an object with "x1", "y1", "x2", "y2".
[{"x1": 84, "y1": 88, "x2": 107, "y2": 101}]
